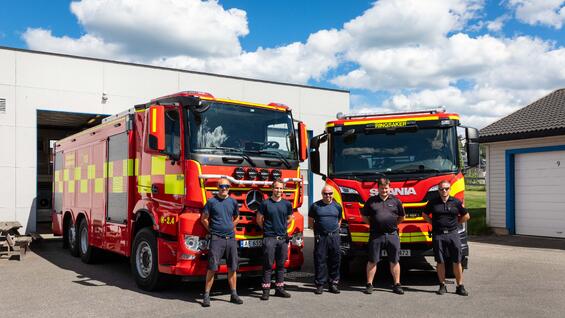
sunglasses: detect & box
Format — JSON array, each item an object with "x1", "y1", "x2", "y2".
[
  {"x1": 322, "y1": 192, "x2": 333, "y2": 195},
  {"x1": 439, "y1": 187, "x2": 450, "y2": 191},
  {"x1": 218, "y1": 184, "x2": 230, "y2": 190}
]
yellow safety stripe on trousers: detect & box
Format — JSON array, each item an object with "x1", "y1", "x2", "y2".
[{"x1": 350, "y1": 231, "x2": 432, "y2": 243}]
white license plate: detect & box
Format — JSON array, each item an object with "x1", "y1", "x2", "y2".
[
  {"x1": 381, "y1": 249, "x2": 411, "y2": 257},
  {"x1": 240, "y1": 239, "x2": 262, "y2": 248}
]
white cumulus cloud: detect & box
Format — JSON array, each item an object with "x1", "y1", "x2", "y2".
[{"x1": 508, "y1": 0, "x2": 565, "y2": 29}]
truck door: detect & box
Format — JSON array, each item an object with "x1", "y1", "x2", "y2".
[
  {"x1": 140, "y1": 106, "x2": 184, "y2": 236},
  {"x1": 104, "y1": 132, "x2": 131, "y2": 254}
]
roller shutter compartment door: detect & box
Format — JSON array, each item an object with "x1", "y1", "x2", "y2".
[{"x1": 515, "y1": 150, "x2": 565, "y2": 238}]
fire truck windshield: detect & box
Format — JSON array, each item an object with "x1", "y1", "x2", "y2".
[
  {"x1": 330, "y1": 127, "x2": 459, "y2": 177},
  {"x1": 188, "y1": 102, "x2": 297, "y2": 160}
]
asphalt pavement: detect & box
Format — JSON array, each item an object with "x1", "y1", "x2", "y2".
[{"x1": 1, "y1": 231, "x2": 565, "y2": 318}]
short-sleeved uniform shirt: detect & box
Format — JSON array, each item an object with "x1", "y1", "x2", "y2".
[
  {"x1": 361, "y1": 194, "x2": 405, "y2": 235},
  {"x1": 258, "y1": 198, "x2": 293, "y2": 237},
  {"x1": 424, "y1": 196, "x2": 468, "y2": 232},
  {"x1": 203, "y1": 196, "x2": 239, "y2": 237},
  {"x1": 308, "y1": 200, "x2": 343, "y2": 234}
]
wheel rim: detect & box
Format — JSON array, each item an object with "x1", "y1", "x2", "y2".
[
  {"x1": 80, "y1": 225, "x2": 88, "y2": 254},
  {"x1": 135, "y1": 241, "x2": 152, "y2": 279},
  {"x1": 68, "y1": 224, "x2": 76, "y2": 248}
]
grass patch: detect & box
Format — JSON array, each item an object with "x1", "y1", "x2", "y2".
[{"x1": 465, "y1": 190, "x2": 490, "y2": 235}]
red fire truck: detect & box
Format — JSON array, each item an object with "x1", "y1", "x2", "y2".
[
  {"x1": 309, "y1": 108, "x2": 479, "y2": 272},
  {"x1": 51, "y1": 91, "x2": 308, "y2": 290}
]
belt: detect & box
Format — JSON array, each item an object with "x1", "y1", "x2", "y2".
[
  {"x1": 212, "y1": 234, "x2": 234, "y2": 239},
  {"x1": 434, "y1": 229, "x2": 458, "y2": 234},
  {"x1": 318, "y1": 230, "x2": 340, "y2": 236}
]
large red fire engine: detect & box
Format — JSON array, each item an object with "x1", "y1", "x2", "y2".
[
  {"x1": 309, "y1": 108, "x2": 479, "y2": 272},
  {"x1": 51, "y1": 91, "x2": 308, "y2": 290}
]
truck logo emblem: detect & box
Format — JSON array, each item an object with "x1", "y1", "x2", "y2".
[
  {"x1": 370, "y1": 188, "x2": 417, "y2": 196},
  {"x1": 245, "y1": 190, "x2": 264, "y2": 211}
]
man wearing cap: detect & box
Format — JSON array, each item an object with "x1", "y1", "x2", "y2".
[
  {"x1": 423, "y1": 180, "x2": 470, "y2": 296},
  {"x1": 200, "y1": 177, "x2": 243, "y2": 307},
  {"x1": 362, "y1": 177, "x2": 405, "y2": 295},
  {"x1": 308, "y1": 185, "x2": 343, "y2": 295},
  {"x1": 256, "y1": 179, "x2": 294, "y2": 300}
]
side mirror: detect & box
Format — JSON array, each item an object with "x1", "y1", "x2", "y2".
[
  {"x1": 298, "y1": 121, "x2": 308, "y2": 162},
  {"x1": 466, "y1": 127, "x2": 480, "y2": 167},
  {"x1": 148, "y1": 105, "x2": 165, "y2": 151},
  {"x1": 309, "y1": 133, "x2": 327, "y2": 176}
]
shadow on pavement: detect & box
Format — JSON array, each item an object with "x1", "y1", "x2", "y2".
[
  {"x1": 30, "y1": 235, "x2": 440, "y2": 302},
  {"x1": 470, "y1": 234, "x2": 565, "y2": 251},
  {"x1": 30, "y1": 238, "x2": 260, "y2": 305}
]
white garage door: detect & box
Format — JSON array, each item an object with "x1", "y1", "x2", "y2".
[{"x1": 515, "y1": 150, "x2": 565, "y2": 238}]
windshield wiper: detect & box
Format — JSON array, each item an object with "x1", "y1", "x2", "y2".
[
  {"x1": 246, "y1": 149, "x2": 291, "y2": 168},
  {"x1": 386, "y1": 168, "x2": 441, "y2": 174},
  {"x1": 205, "y1": 147, "x2": 256, "y2": 167}
]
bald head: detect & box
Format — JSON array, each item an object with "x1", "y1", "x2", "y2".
[{"x1": 321, "y1": 185, "x2": 334, "y2": 204}]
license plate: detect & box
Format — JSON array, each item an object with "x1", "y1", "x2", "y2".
[
  {"x1": 240, "y1": 239, "x2": 262, "y2": 248},
  {"x1": 381, "y1": 249, "x2": 411, "y2": 257}
]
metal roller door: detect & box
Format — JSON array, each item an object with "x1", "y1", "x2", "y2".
[{"x1": 515, "y1": 150, "x2": 565, "y2": 238}]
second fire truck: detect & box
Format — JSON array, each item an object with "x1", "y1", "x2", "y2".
[{"x1": 309, "y1": 108, "x2": 479, "y2": 273}]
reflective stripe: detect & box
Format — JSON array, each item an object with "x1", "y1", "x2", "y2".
[
  {"x1": 164, "y1": 174, "x2": 185, "y2": 195},
  {"x1": 138, "y1": 175, "x2": 151, "y2": 193},
  {"x1": 95, "y1": 178, "x2": 104, "y2": 193},
  {"x1": 350, "y1": 231, "x2": 432, "y2": 243},
  {"x1": 63, "y1": 169, "x2": 69, "y2": 181},
  {"x1": 80, "y1": 180, "x2": 88, "y2": 193},
  {"x1": 87, "y1": 165, "x2": 96, "y2": 179},
  {"x1": 68, "y1": 180, "x2": 75, "y2": 193},
  {"x1": 151, "y1": 156, "x2": 166, "y2": 175},
  {"x1": 112, "y1": 176, "x2": 124, "y2": 193},
  {"x1": 124, "y1": 159, "x2": 135, "y2": 177}
]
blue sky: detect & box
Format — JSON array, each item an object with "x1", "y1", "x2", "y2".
[{"x1": 1, "y1": 0, "x2": 564, "y2": 128}]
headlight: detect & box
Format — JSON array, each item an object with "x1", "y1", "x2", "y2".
[
  {"x1": 271, "y1": 169, "x2": 282, "y2": 180},
  {"x1": 247, "y1": 168, "x2": 258, "y2": 179},
  {"x1": 290, "y1": 232, "x2": 303, "y2": 247},
  {"x1": 184, "y1": 235, "x2": 209, "y2": 252},
  {"x1": 234, "y1": 167, "x2": 245, "y2": 180},
  {"x1": 259, "y1": 169, "x2": 270, "y2": 180},
  {"x1": 339, "y1": 186, "x2": 359, "y2": 194}
]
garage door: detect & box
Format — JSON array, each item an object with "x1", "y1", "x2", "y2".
[{"x1": 515, "y1": 150, "x2": 565, "y2": 238}]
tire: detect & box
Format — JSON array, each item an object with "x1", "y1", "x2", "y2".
[
  {"x1": 131, "y1": 228, "x2": 164, "y2": 291},
  {"x1": 79, "y1": 218, "x2": 97, "y2": 264},
  {"x1": 67, "y1": 220, "x2": 79, "y2": 257}
]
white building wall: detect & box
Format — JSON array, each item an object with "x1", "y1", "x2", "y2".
[
  {"x1": 0, "y1": 47, "x2": 349, "y2": 233},
  {"x1": 484, "y1": 135, "x2": 565, "y2": 230}
]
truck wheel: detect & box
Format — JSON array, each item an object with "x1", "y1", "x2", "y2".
[
  {"x1": 131, "y1": 228, "x2": 164, "y2": 291},
  {"x1": 67, "y1": 221, "x2": 79, "y2": 257},
  {"x1": 79, "y1": 218, "x2": 97, "y2": 264}
]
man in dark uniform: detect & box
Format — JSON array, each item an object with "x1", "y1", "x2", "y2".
[
  {"x1": 308, "y1": 185, "x2": 343, "y2": 295},
  {"x1": 362, "y1": 177, "x2": 405, "y2": 295},
  {"x1": 423, "y1": 180, "x2": 470, "y2": 296},
  {"x1": 200, "y1": 177, "x2": 243, "y2": 307},
  {"x1": 256, "y1": 179, "x2": 294, "y2": 300}
]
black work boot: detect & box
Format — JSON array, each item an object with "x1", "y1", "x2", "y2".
[
  {"x1": 329, "y1": 284, "x2": 340, "y2": 294},
  {"x1": 364, "y1": 283, "x2": 373, "y2": 295},
  {"x1": 274, "y1": 287, "x2": 291, "y2": 298},
  {"x1": 437, "y1": 283, "x2": 447, "y2": 295},
  {"x1": 230, "y1": 294, "x2": 243, "y2": 304},
  {"x1": 392, "y1": 284, "x2": 404, "y2": 295},
  {"x1": 456, "y1": 285, "x2": 468, "y2": 296},
  {"x1": 202, "y1": 293, "x2": 211, "y2": 307},
  {"x1": 260, "y1": 288, "x2": 270, "y2": 301},
  {"x1": 315, "y1": 285, "x2": 324, "y2": 295}
]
